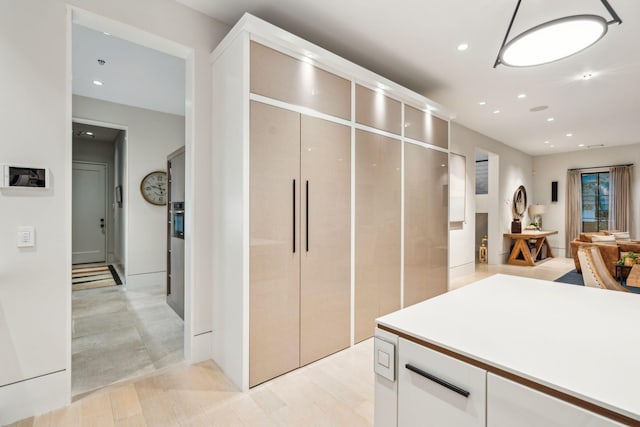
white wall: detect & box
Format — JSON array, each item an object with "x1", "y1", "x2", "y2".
[
  {"x1": 0, "y1": 1, "x2": 228, "y2": 423},
  {"x1": 73, "y1": 137, "x2": 116, "y2": 260},
  {"x1": 73, "y1": 95, "x2": 183, "y2": 278},
  {"x1": 533, "y1": 143, "x2": 640, "y2": 255},
  {"x1": 449, "y1": 122, "x2": 533, "y2": 279}
]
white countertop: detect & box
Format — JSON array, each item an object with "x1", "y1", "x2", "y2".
[{"x1": 377, "y1": 274, "x2": 640, "y2": 422}]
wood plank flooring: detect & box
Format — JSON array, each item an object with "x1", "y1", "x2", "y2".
[{"x1": 13, "y1": 258, "x2": 575, "y2": 427}]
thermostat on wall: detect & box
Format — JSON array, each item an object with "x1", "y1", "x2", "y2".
[{"x1": 1, "y1": 165, "x2": 49, "y2": 189}]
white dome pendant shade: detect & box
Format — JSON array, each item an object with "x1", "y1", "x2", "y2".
[
  {"x1": 494, "y1": 0, "x2": 622, "y2": 68},
  {"x1": 500, "y1": 15, "x2": 607, "y2": 67}
]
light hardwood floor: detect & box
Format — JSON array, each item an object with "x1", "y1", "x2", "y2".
[{"x1": 13, "y1": 258, "x2": 575, "y2": 427}]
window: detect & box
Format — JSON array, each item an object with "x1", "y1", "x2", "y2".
[{"x1": 581, "y1": 172, "x2": 609, "y2": 232}]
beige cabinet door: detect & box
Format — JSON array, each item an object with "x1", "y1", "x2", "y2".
[
  {"x1": 355, "y1": 84, "x2": 402, "y2": 135},
  {"x1": 250, "y1": 101, "x2": 301, "y2": 386},
  {"x1": 404, "y1": 105, "x2": 449, "y2": 149},
  {"x1": 300, "y1": 116, "x2": 351, "y2": 366},
  {"x1": 355, "y1": 129, "x2": 401, "y2": 342},
  {"x1": 404, "y1": 143, "x2": 449, "y2": 307},
  {"x1": 250, "y1": 41, "x2": 351, "y2": 120}
]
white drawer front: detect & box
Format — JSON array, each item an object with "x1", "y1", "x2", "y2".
[
  {"x1": 398, "y1": 338, "x2": 486, "y2": 427},
  {"x1": 487, "y1": 374, "x2": 626, "y2": 427}
]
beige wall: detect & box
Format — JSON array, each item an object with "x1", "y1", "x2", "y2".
[
  {"x1": 449, "y1": 122, "x2": 533, "y2": 278},
  {"x1": 533, "y1": 143, "x2": 640, "y2": 255},
  {"x1": 73, "y1": 95, "x2": 184, "y2": 278}
]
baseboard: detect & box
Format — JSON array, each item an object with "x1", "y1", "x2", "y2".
[
  {"x1": 189, "y1": 331, "x2": 213, "y2": 364},
  {"x1": 124, "y1": 271, "x2": 166, "y2": 289},
  {"x1": 449, "y1": 262, "x2": 475, "y2": 282},
  {"x1": 0, "y1": 370, "x2": 68, "y2": 425}
]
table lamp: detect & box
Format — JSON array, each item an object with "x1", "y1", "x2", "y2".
[{"x1": 528, "y1": 204, "x2": 546, "y2": 230}]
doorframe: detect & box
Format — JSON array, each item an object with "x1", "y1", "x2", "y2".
[
  {"x1": 65, "y1": 6, "x2": 196, "y2": 403},
  {"x1": 71, "y1": 160, "x2": 109, "y2": 265}
]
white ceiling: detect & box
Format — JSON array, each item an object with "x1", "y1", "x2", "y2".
[
  {"x1": 177, "y1": 0, "x2": 640, "y2": 156},
  {"x1": 72, "y1": 24, "x2": 185, "y2": 116}
]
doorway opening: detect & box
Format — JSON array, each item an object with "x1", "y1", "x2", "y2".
[
  {"x1": 475, "y1": 148, "x2": 499, "y2": 267},
  {"x1": 69, "y1": 13, "x2": 190, "y2": 398}
]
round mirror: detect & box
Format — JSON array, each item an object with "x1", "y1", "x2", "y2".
[{"x1": 513, "y1": 185, "x2": 527, "y2": 219}]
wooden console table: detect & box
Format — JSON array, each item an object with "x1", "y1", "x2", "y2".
[
  {"x1": 627, "y1": 264, "x2": 640, "y2": 288},
  {"x1": 504, "y1": 230, "x2": 558, "y2": 266}
]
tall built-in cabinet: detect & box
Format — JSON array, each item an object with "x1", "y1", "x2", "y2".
[{"x1": 211, "y1": 14, "x2": 451, "y2": 390}]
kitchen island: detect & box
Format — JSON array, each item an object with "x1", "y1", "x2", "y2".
[{"x1": 374, "y1": 274, "x2": 640, "y2": 426}]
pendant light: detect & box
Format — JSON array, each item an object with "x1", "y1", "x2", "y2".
[{"x1": 494, "y1": 0, "x2": 622, "y2": 68}]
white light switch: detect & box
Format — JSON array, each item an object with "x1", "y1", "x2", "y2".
[
  {"x1": 374, "y1": 337, "x2": 395, "y2": 381},
  {"x1": 17, "y1": 226, "x2": 35, "y2": 248},
  {"x1": 378, "y1": 350, "x2": 390, "y2": 368}
]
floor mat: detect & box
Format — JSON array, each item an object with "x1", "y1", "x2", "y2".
[{"x1": 72, "y1": 264, "x2": 120, "y2": 291}]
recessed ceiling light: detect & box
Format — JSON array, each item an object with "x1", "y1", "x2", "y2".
[
  {"x1": 103, "y1": 32, "x2": 111, "y2": 36},
  {"x1": 582, "y1": 72, "x2": 594, "y2": 80},
  {"x1": 544, "y1": 140, "x2": 550, "y2": 144},
  {"x1": 566, "y1": 133, "x2": 573, "y2": 137},
  {"x1": 547, "y1": 117, "x2": 555, "y2": 122},
  {"x1": 550, "y1": 145, "x2": 555, "y2": 148},
  {"x1": 478, "y1": 101, "x2": 487, "y2": 105},
  {"x1": 457, "y1": 43, "x2": 469, "y2": 51},
  {"x1": 578, "y1": 144, "x2": 585, "y2": 147},
  {"x1": 493, "y1": 110, "x2": 501, "y2": 114},
  {"x1": 86, "y1": 131, "x2": 93, "y2": 136},
  {"x1": 517, "y1": 93, "x2": 527, "y2": 99},
  {"x1": 92, "y1": 80, "x2": 103, "y2": 86}
]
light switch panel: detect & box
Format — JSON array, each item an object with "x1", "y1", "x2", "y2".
[
  {"x1": 374, "y1": 337, "x2": 395, "y2": 381},
  {"x1": 17, "y1": 226, "x2": 35, "y2": 248}
]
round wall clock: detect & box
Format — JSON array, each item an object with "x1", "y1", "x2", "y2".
[{"x1": 140, "y1": 171, "x2": 167, "y2": 206}]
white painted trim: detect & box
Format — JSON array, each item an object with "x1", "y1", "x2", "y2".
[
  {"x1": 124, "y1": 271, "x2": 166, "y2": 287},
  {"x1": 70, "y1": 7, "x2": 188, "y2": 59},
  {"x1": 249, "y1": 93, "x2": 352, "y2": 128},
  {"x1": 241, "y1": 31, "x2": 251, "y2": 392},
  {"x1": 190, "y1": 331, "x2": 213, "y2": 363},
  {"x1": 72, "y1": 117, "x2": 127, "y2": 131},
  {"x1": 349, "y1": 80, "x2": 356, "y2": 347},
  {"x1": 400, "y1": 104, "x2": 405, "y2": 308},
  {"x1": 353, "y1": 123, "x2": 403, "y2": 141},
  {"x1": 0, "y1": 370, "x2": 68, "y2": 425},
  {"x1": 403, "y1": 136, "x2": 449, "y2": 154},
  {"x1": 64, "y1": 5, "x2": 73, "y2": 407},
  {"x1": 183, "y1": 45, "x2": 197, "y2": 364}
]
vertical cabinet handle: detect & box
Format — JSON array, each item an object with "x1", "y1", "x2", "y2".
[
  {"x1": 405, "y1": 364, "x2": 470, "y2": 398},
  {"x1": 293, "y1": 179, "x2": 296, "y2": 253},
  {"x1": 306, "y1": 180, "x2": 309, "y2": 252}
]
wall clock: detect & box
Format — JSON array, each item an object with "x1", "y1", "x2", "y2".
[{"x1": 140, "y1": 171, "x2": 167, "y2": 206}]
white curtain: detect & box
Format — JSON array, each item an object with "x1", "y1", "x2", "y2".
[
  {"x1": 609, "y1": 165, "x2": 632, "y2": 232},
  {"x1": 565, "y1": 170, "x2": 582, "y2": 258}
]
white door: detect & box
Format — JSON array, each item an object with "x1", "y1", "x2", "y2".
[{"x1": 72, "y1": 162, "x2": 107, "y2": 264}]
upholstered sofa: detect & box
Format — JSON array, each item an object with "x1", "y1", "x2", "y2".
[{"x1": 570, "y1": 231, "x2": 640, "y2": 276}]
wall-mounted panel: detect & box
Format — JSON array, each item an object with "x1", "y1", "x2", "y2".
[
  {"x1": 449, "y1": 152, "x2": 466, "y2": 222},
  {"x1": 355, "y1": 84, "x2": 402, "y2": 135},
  {"x1": 404, "y1": 105, "x2": 448, "y2": 149},
  {"x1": 250, "y1": 41, "x2": 351, "y2": 120},
  {"x1": 404, "y1": 143, "x2": 448, "y2": 307},
  {"x1": 355, "y1": 129, "x2": 401, "y2": 343}
]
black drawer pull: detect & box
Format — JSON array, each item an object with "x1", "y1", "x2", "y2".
[{"x1": 405, "y1": 364, "x2": 470, "y2": 398}]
